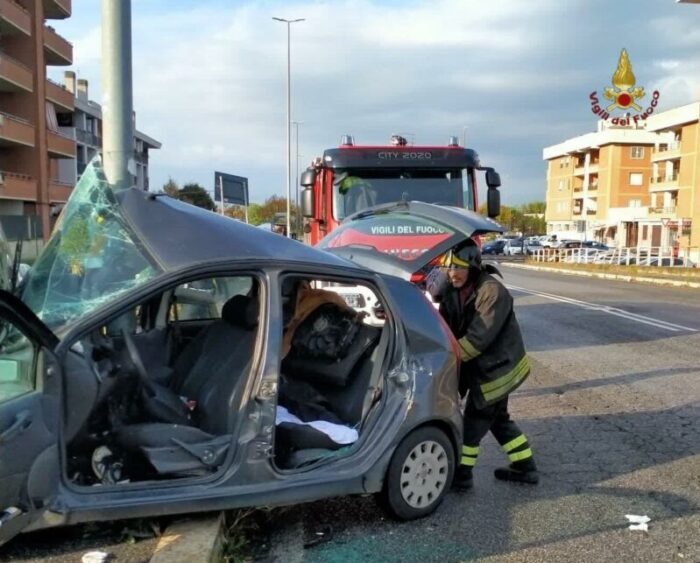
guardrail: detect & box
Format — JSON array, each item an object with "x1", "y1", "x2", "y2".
[{"x1": 530, "y1": 246, "x2": 699, "y2": 268}]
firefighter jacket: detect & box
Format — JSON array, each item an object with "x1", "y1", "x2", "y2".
[{"x1": 438, "y1": 269, "x2": 529, "y2": 408}]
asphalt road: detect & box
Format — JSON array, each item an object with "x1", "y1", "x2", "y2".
[{"x1": 258, "y1": 266, "x2": 700, "y2": 563}]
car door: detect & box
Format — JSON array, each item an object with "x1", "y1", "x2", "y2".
[
  {"x1": 0, "y1": 290, "x2": 60, "y2": 546},
  {"x1": 316, "y1": 201, "x2": 505, "y2": 278}
]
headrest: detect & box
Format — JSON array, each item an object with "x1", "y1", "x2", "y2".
[{"x1": 221, "y1": 295, "x2": 258, "y2": 329}]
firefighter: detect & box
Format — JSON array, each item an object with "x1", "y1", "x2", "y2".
[{"x1": 433, "y1": 238, "x2": 538, "y2": 490}]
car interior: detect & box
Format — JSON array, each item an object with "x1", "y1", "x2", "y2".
[
  {"x1": 273, "y1": 276, "x2": 389, "y2": 470},
  {"x1": 61, "y1": 273, "x2": 390, "y2": 486},
  {"x1": 63, "y1": 275, "x2": 262, "y2": 486}
]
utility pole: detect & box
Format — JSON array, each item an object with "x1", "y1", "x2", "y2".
[
  {"x1": 273, "y1": 17, "x2": 304, "y2": 238},
  {"x1": 101, "y1": 0, "x2": 134, "y2": 192}
]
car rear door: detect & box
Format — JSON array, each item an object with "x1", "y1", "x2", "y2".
[
  {"x1": 317, "y1": 201, "x2": 504, "y2": 278},
  {"x1": 0, "y1": 290, "x2": 60, "y2": 546}
]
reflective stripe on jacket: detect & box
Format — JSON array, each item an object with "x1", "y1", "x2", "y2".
[{"x1": 438, "y1": 269, "x2": 529, "y2": 408}]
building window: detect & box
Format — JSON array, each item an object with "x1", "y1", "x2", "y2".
[
  {"x1": 628, "y1": 199, "x2": 641, "y2": 208},
  {"x1": 629, "y1": 172, "x2": 644, "y2": 186},
  {"x1": 630, "y1": 146, "x2": 645, "y2": 159},
  {"x1": 558, "y1": 179, "x2": 565, "y2": 191},
  {"x1": 642, "y1": 225, "x2": 648, "y2": 239}
]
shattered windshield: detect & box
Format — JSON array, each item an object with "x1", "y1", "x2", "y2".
[
  {"x1": 21, "y1": 159, "x2": 161, "y2": 331},
  {"x1": 333, "y1": 168, "x2": 472, "y2": 220}
]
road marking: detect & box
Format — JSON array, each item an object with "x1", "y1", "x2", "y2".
[{"x1": 507, "y1": 284, "x2": 698, "y2": 333}]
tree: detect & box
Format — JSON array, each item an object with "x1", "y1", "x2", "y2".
[
  {"x1": 177, "y1": 183, "x2": 216, "y2": 211},
  {"x1": 162, "y1": 178, "x2": 179, "y2": 197}
]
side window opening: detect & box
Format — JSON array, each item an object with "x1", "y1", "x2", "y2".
[
  {"x1": 0, "y1": 321, "x2": 38, "y2": 404},
  {"x1": 274, "y1": 274, "x2": 390, "y2": 470},
  {"x1": 64, "y1": 274, "x2": 261, "y2": 487}
]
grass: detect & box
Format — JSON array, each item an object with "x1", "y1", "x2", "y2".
[{"x1": 220, "y1": 508, "x2": 280, "y2": 563}]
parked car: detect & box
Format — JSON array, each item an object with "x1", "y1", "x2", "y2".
[
  {"x1": 482, "y1": 239, "x2": 506, "y2": 255},
  {"x1": 0, "y1": 163, "x2": 506, "y2": 546},
  {"x1": 503, "y1": 239, "x2": 524, "y2": 256}
]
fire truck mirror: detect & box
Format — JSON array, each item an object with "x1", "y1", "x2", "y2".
[
  {"x1": 300, "y1": 169, "x2": 316, "y2": 187},
  {"x1": 302, "y1": 187, "x2": 315, "y2": 218},
  {"x1": 485, "y1": 168, "x2": 502, "y2": 189},
  {"x1": 487, "y1": 187, "x2": 501, "y2": 219}
]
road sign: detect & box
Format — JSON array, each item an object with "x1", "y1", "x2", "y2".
[{"x1": 214, "y1": 172, "x2": 248, "y2": 206}]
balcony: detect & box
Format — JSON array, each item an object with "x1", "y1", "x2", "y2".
[
  {"x1": 76, "y1": 128, "x2": 101, "y2": 147},
  {"x1": 0, "y1": 111, "x2": 34, "y2": 147},
  {"x1": 651, "y1": 141, "x2": 681, "y2": 162},
  {"x1": 0, "y1": 0, "x2": 31, "y2": 36},
  {"x1": 49, "y1": 179, "x2": 73, "y2": 202},
  {"x1": 47, "y1": 129, "x2": 75, "y2": 158},
  {"x1": 43, "y1": 0, "x2": 71, "y2": 19},
  {"x1": 0, "y1": 170, "x2": 37, "y2": 200},
  {"x1": 44, "y1": 25, "x2": 73, "y2": 66},
  {"x1": 649, "y1": 172, "x2": 679, "y2": 191},
  {"x1": 0, "y1": 52, "x2": 33, "y2": 93},
  {"x1": 648, "y1": 205, "x2": 677, "y2": 219},
  {"x1": 46, "y1": 78, "x2": 74, "y2": 113}
]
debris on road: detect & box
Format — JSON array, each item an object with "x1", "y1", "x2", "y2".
[
  {"x1": 81, "y1": 551, "x2": 112, "y2": 563},
  {"x1": 625, "y1": 514, "x2": 651, "y2": 532}
]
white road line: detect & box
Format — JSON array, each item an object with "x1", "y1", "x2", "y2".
[{"x1": 507, "y1": 284, "x2": 698, "y2": 333}]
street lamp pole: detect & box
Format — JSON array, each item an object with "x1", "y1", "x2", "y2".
[
  {"x1": 292, "y1": 120, "x2": 302, "y2": 230},
  {"x1": 273, "y1": 17, "x2": 304, "y2": 238}
]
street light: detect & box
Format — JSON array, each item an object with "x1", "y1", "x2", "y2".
[
  {"x1": 272, "y1": 16, "x2": 305, "y2": 238},
  {"x1": 291, "y1": 120, "x2": 303, "y2": 231}
]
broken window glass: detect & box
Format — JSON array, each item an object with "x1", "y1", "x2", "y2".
[{"x1": 21, "y1": 158, "x2": 162, "y2": 330}]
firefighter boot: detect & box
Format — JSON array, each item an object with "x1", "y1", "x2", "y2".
[
  {"x1": 494, "y1": 458, "x2": 539, "y2": 485},
  {"x1": 453, "y1": 466, "x2": 474, "y2": 490}
]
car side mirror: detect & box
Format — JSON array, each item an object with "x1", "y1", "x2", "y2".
[
  {"x1": 487, "y1": 188, "x2": 500, "y2": 219},
  {"x1": 301, "y1": 188, "x2": 315, "y2": 219}
]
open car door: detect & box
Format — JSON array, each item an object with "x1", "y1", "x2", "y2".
[
  {"x1": 317, "y1": 201, "x2": 505, "y2": 279},
  {"x1": 0, "y1": 290, "x2": 60, "y2": 546}
]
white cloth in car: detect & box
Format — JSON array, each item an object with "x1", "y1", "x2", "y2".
[{"x1": 275, "y1": 406, "x2": 358, "y2": 445}]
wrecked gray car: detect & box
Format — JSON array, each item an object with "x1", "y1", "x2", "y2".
[{"x1": 0, "y1": 161, "x2": 502, "y2": 546}]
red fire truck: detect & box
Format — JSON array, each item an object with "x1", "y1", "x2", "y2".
[{"x1": 299, "y1": 134, "x2": 502, "y2": 254}]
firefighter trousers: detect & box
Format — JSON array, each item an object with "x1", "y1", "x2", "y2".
[{"x1": 459, "y1": 395, "x2": 535, "y2": 469}]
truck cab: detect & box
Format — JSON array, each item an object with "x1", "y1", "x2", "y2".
[{"x1": 300, "y1": 135, "x2": 501, "y2": 252}]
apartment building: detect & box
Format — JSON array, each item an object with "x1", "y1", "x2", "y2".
[
  {"x1": 543, "y1": 121, "x2": 670, "y2": 245},
  {"x1": 56, "y1": 71, "x2": 161, "y2": 192},
  {"x1": 544, "y1": 102, "x2": 700, "y2": 256},
  {"x1": 645, "y1": 102, "x2": 700, "y2": 252},
  {"x1": 0, "y1": 0, "x2": 73, "y2": 241}
]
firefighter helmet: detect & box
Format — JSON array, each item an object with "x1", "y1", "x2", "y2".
[{"x1": 441, "y1": 238, "x2": 482, "y2": 270}]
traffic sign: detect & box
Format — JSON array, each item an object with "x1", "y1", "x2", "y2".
[{"x1": 214, "y1": 172, "x2": 248, "y2": 206}]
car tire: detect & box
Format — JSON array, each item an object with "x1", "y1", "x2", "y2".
[{"x1": 379, "y1": 426, "x2": 455, "y2": 521}]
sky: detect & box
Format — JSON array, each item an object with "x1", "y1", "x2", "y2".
[{"x1": 48, "y1": 0, "x2": 700, "y2": 206}]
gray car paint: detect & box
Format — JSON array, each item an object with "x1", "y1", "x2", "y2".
[{"x1": 1, "y1": 189, "x2": 465, "y2": 541}]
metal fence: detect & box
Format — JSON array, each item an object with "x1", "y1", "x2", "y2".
[{"x1": 530, "y1": 246, "x2": 700, "y2": 268}]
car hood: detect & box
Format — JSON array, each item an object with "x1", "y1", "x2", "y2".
[{"x1": 317, "y1": 201, "x2": 504, "y2": 278}]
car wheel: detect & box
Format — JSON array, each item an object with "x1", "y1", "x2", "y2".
[{"x1": 380, "y1": 426, "x2": 454, "y2": 520}]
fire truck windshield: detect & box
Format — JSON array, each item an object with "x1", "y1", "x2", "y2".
[{"x1": 333, "y1": 168, "x2": 474, "y2": 220}]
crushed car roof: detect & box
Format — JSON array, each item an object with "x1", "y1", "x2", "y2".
[{"x1": 120, "y1": 188, "x2": 351, "y2": 272}]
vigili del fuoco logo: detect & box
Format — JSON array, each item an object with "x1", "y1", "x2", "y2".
[{"x1": 590, "y1": 49, "x2": 660, "y2": 125}]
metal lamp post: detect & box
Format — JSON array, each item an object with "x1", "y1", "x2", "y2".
[
  {"x1": 292, "y1": 120, "x2": 302, "y2": 231},
  {"x1": 102, "y1": 0, "x2": 134, "y2": 191},
  {"x1": 272, "y1": 17, "x2": 305, "y2": 238}
]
